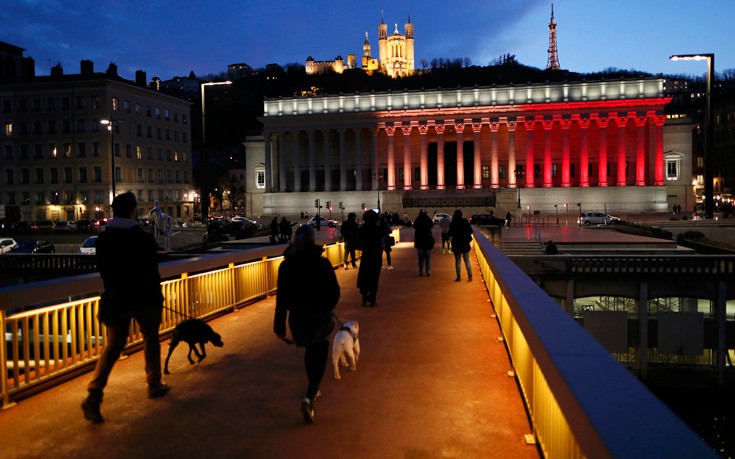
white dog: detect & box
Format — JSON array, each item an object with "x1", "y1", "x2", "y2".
[{"x1": 332, "y1": 321, "x2": 360, "y2": 380}]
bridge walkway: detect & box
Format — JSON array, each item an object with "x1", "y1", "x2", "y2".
[{"x1": 0, "y1": 228, "x2": 539, "y2": 459}]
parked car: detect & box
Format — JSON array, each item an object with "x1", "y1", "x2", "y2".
[
  {"x1": 432, "y1": 213, "x2": 451, "y2": 224},
  {"x1": 36, "y1": 220, "x2": 55, "y2": 231},
  {"x1": 308, "y1": 216, "x2": 337, "y2": 228},
  {"x1": 10, "y1": 240, "x2": 55, "y2": 253},
  {"x1": 76, "y1": 219, "x2": 93, "y2": 232},
  {"x1": 578, "y1": 212, "x2": 621, "y2": 226},
  {"x1": 54, "y1": 220, "x2": 77, "y2": 232},
  {"x1": 207, "y1": 218, "x2": 232, "y2": 236},
  {"x1": 0, "y1": 238, "x2": 19, "y2": 254},
  {"x1": 79, "y1": 236, "x2": 98, "y2": 255},
  {"x1": 94, "y1": 218, "x2": 108, "y2": 231},
  {"x1": 12, "y1": 221, "x2": 38, "y2": 232},
  {"x1": 469, "y1": 213, "x2": 506, "y2": 226}
]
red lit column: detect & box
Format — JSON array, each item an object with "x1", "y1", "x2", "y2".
[
  {"x1": 371, "y1": 128, "x2": 379, "y2": 190},
  {"x1": 354, "y1": 128, "x2": 363, "y2": 191},
  {"x1": 543, "y1": 120, "x2": 553, "y2": 188},
  {"x1": 323, "y1": 129, "x2": 332, "y2": 191},
  {"x1": 402, "y1": 125, "x2": 412, "y2": 190},
  {"x1": 455, "y1": 123, "x2": 465, "y2": 189},
  {"x1": 386, "y1": 126, "x2": 396, "y2": 190},
  {"x1": 508, "y1": 121, "x2": 517, "y2": 188},
  {"x1": 490, "y1": 121, "x2": 499, "y2": 188},
  {"x1": 617, "y1": 115, "x2": 628, "y2": 187},
  {"x1": 561, "y1": 119, "x2": 571, "y2": 187},
  {"x1": 436, "y1": 124, "x2": 446, "y2": 190},
  {"x1": 472, "y1": 122, "x2": 482, "y2": 188},
  {"x1": 635, "y1": 117, "x2": 647, "y2": 186},
  {"x1": 419, "y1": 124, "x2": 429, "y2": 190},
  {"x1": 596, "y1": 117, "x2": 609, "y2": 187},
  {"x1": 524, "y1": 119, "x2": 535, "y2": 188},
  {"x1": 654, "y1": 115, "x2": 665, "y2": 185},
  {"x1": 577, "y1": 117, "x2": 590, "y2": 187},
  {"x1": 339, "y1": 128, "x2": 347, "y2": 191},
  {"x1": 308, "y1": 130, "x2": 317, "y2": 191},
  {"x1": 278, "y1": 131, "x2": 287, "y2": 192}
]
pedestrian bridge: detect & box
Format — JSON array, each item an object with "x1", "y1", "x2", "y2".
[{"x1": 0, "y1": 227, "x2": 716, "y2": 458}]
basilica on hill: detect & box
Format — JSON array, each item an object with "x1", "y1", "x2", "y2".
[{"x1": 305, "y1": 13, "x2": 415, "y2": 78}]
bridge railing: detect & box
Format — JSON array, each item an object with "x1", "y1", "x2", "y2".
[
  {"x1": 472, "y1": 228, "x2": 716, "y2": 459},
  {"x1": 0, "y1": 228, "x2": 402, "y2": 407}
]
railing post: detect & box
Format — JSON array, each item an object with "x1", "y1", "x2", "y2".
[{"x1": 0, "y1": 309, "x2": 15, "y2": 410}]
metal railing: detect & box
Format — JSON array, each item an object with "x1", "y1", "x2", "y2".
[
  {"x1": 0, "y1": 228, "x2": 401, "y2": 407},
  {"x1": 472, "y1": 228, "x2": 716, "y2": 459}
]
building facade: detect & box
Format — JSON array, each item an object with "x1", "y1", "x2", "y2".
[
  {"x1": 251, "y1": 78, "x2": 693, "y2": 218},
  {"x1": 0, "y1": 58, "x2": 194, "y2": 223}
]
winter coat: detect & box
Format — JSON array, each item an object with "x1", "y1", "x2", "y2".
[
  {"x1": 274, "y1": 244, "x2": 339, "y2": 346},
  {"x1": 356, "y1": 221, "x2": 383, "y2": 292},
  {"x1": 96, "y1": 218, "x2": 163, "y2": 324},
  {"x1": 449, "y1": 218, "x2": 473, "y2": 254},
  {"x1": 341, "y1": 218, "x2": 358, "y2": 244},
  {"x1": 413, "y1": 214, "x2": 435, "y2": 250}
]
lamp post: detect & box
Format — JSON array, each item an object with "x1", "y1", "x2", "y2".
[
  {"x1": 564, "y1": 203, "x2": 568, "y2": 226},
  {"x1": 577, "y1": 202, "x2": 582, "y2": 227},
  {"x1": 670, "y1": 53, "x2": 714, "y2": 219},
  {"x1": 554, "y1": 204, "x2": 559, "y2": 226},
  {"x1": 374, "y1": 172, "x2": 383, "y2": 213},
  {"x1": 200, "y1": 81, "x2": 233, "y2": 223},
  {"x1": 100, "y1": 119, "x2": 123, "y2": 205}
]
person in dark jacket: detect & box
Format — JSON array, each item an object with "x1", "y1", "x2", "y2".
[
  {"x1": 341, "y1": 212, "x2": 358, "y2": 269},
  {"x1": 274, "y1": 224, "x2": 340, "y2": 424},
  {"x1": 413, "y1": 210, "x2": 435, "y2": 276},
  {"x1": 82, "y1": 192, "x2": 169, "y2": 423},
  {"x1": 270, "y1": 217, "x2": 279, "y2": 243},
  {"x1": 279, "y1": 216, "x2": 294, "y2": 243},
  {"x1": 356, "y1": 210, "x2": 383, "y2": 306},
  {"x1": 380, "y1": 214, "x2": 394, "y2": 269},
  {"x1": 449, "y1": 209, "x2": 473, "y2": 282}
]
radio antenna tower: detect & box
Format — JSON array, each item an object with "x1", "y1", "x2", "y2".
[{"x1": 546, "y1": 3, "x2": 560, "y2": 70}]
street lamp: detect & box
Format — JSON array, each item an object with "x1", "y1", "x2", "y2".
[
  {"x1": 100, "y1": 119, "x2": 124, "y2": 204},
  {"x1": 513, "y1": 168, "x2": 524, "y2": 209},
  {"x1": 564, "y1": 203, "x2": 568, "y2": 226},
  {"x1": 670, "y1": 53, "x2": 714, "y2": 219},
  {"x1": 374, "y1": 172, "x2": 383, "y2": 213}
]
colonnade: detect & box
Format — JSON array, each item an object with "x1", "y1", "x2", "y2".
[{"x1": 263, "y1": 111, "x2": 666, "y2": 194}]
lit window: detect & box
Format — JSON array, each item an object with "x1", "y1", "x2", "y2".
[
  {"x1": 482, "y1": 165, "x2": 489, "y2": 179},
  {"x1": 666, "y1": 160, "x2": 679, "y2": 180},
  {"x1": 3, "y1": 121, "x2": 11, "y2": 136},
  {"x1": 256, "y1": 169, "x2": 266, "y2": 189}
]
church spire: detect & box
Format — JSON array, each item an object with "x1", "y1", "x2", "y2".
[{"x1": 546, "y1": 2, "x2": 560, "y2": 70}]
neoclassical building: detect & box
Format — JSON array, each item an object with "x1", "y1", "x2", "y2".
[{"x1": 248, "y1": 78, "x2": 693, "y2": 218}]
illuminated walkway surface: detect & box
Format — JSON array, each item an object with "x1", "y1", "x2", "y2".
[{"x1": 0, "y1": 231, "x2": 539, "y2": 459}]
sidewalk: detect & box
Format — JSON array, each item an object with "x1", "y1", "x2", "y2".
[{"x1": 0, "y1": 227, "x2": 539, "y2": 459}]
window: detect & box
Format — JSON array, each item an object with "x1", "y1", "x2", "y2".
[
  {"x1": 33, "y1": 120, "x2": 42, "y2": 135},
  {"x1": 115, "y1": 166, "x2": 122, "y2": 182},
  {"x1": 5, "y1": 170, "x2": 14, "y2": 185},
  {"x1": 32, "y1": 97, "x2": 41, "y2": 111},
  {"x1": 4, "y1": 121, "x2": 12, "y2": 136},
  {"x1": 666, "y1": 160, "x2": 679, "y2": 180},
  {"x1": 93, "y1": 142, "x2": 101, "y2": 157},
  {"x1": 21, "y1": 192, "x2": 29, "y2": 204},
  {"x1": 77, "y1": 118, "x2": 85, "y2": 133},
  {"x1": 34, "y1": 144, "x2": 42, "y2": 159},
  {"x1": 147, "y1": 147, "x2": 153, "y2": 160},
  {"x1": 47, "y1": 97, "x2": 55, "y2": 111},
  {"x1": 8, "y1": 192, "x2": 15, "y2": 205},
  {"x1": 137, "y1": 168, "x2": 144, "y2": 182},
  {"x1": 91, "y1": 95, "x2": 100, "y2": 109},
  {"x1": 534, "y1": 164, "x2": 541, "y2": 178},
  {"x1": 126, "y1": 144, "x2": 132, "y2": 158},
  {"x1": 256, "y1": 170, "x2": 265, "y2": 189},
  {"x1": 36, "y1": 168, "x2": 44, "y2": 184},
  {"x1": 63, "y1": 143, "x2": 71, "y2": 158},
  {"x1": 35, "y1": 191, "x2": 44, "y2": 205},
  {"x1": 91, "y1": 118, "x2": 100, "y2": 133},
  {"x1": 21, "y1": 168, "x2": 29, "y2": 184},
  {"x1": 136, "y1": 124, "x2": 142, "y2": 136},
  {"x1": 75, "y1": 95, "x2": 85, "y2": 109},
  {"x1": 482, "y1": 165, "x2": 490, "y2": 180},
  {"x1": 79, "y1": 167, "x2": 87, "y2": 183},
  {"x1": 94, "y1": 166, "x2": 102, "y2": 183},
  {"x1": 112, "y1": 97, "x2": 119, "y2": 111},
  {"x1": 146, "y1": 105, "x2": 151, "y2": 117},
  {"x1": 135, "y1": 103, "x2": 141, "y2": 114},
  {"x1": 164, "y1": 109, "x2": 170, "y2": 120},
  {"x1": 136, "y1": 145, "x2": 142, "y2": 159},
  {"x1": 570, "y1": 163, "x2": 576, "y2": 178},
  {"x1": 20, "y1": 145, "x2": 28, "y2": 159},
  {"x1": 498, "y1": 165, "x2": 507, "y2": 180},
  {"x1": 124, "y1": 100, "x2": 131, "y2": 112},
  {"x1": 155, "y1": 107, "x2": 161, "y2": 119},
  {"x1": 552, "y1": 164, "x2": 558, "y2": 178},
  {"x1": 61, "y1": 96, "x2": 70, "y2": 110},
  {"x1": 182, "y1": 114, "x2": 187, "y2": 124},
  {"x1": 62, "y1": 119, "x2": 71, "y2": 134},
  {"x1": 78, "y1": 142, "x2": 87, "y2": 157},
  {"x1": 148, "y1": 168, "x2": 154, "y2": 182},
  {"x1": 4, "y1": 145, "x2": 12, "y2": 159},
  {"x1": 65, "y1": 167, "x2": 72, "y2": 183},
  {"x1": 50, "y1": 168, "x2": 58, "y2": 183},
  {"x1": 49, "y1": 143, "x2": 58, "y2": 158},
  {"x1": 47, "y1": 120, "x2": 56, "y2": 134},
  {"x1": 147, "y1": 126, "x2": 152, "y2": 138}
]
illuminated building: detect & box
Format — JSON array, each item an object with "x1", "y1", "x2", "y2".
[
  {"x1": 305, "y1": 13, "x2": 414, "y2": 78},
  {"x1": 247, "y1": 78, "x2": 693, "y2": 217}
]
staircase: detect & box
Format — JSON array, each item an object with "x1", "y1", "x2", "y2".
[{"x1": 500, "y1": 241, "x2": 543, "y2": 256}]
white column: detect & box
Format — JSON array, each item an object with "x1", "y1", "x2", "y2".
[
  {"x1": 339, "y1": 129, "x2": 347, "y2": 191},
  {"x1": 278, "y1": 131, "x2": 287, "y2": 192},
  {"x1": 263, "y1": 132, "x2": 272, "y2": 193},
  {"x1": 354, "y1": 128, "x2": 363, "y2": 191},
  {"x1": 293, "y1": 131, "x2": 302, "y2": 192},
  {"x1": 323, "y1": 129, "x2": 332, "y2": 191},
  {"x1": 371, "y1": 128, "x2": 379, "y2": 190},
  {"x1": 308, "y1": 130, "x2": 316, "y2": 192}
]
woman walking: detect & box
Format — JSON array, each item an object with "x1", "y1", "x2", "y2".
[
  {"x1": 274, "y1": 225, "x2": 340, "y2": 423},
  {"x1": 413, "y1": 209, "x2": 435, "y2": 276},
  {"x1": 449, "y1": 209, "x2": 473, "y2": 282}
]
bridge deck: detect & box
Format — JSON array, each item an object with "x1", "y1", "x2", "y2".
[{"x1": 0, "y1": 229, "x2": 539, "y2": 459}]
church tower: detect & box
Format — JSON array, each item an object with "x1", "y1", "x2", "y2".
[
  {"x1": 546, "y1": 3, "x2": 560, "y2": 70},
  {"x1": 405, "y1": 14, "x2": 415, "y2": 74},
  {"x1": 363, "y1": 31, "x2": 371, "y2": 58},
  {"x1": 378, "y1": 11, "x2": 388, "y2": 72}
]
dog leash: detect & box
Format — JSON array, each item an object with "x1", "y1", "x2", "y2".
[{"x1": 163, "y1": 305, "x2": 195, "y2": 320}]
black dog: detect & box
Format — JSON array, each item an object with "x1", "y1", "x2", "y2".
[{"x1": 164, "y1": 319, "x2": 224, "y2": 374}]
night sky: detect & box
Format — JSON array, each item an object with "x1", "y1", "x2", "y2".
[{"x1": 3, "y1": 0, "x2": 734, "y2": 81}]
